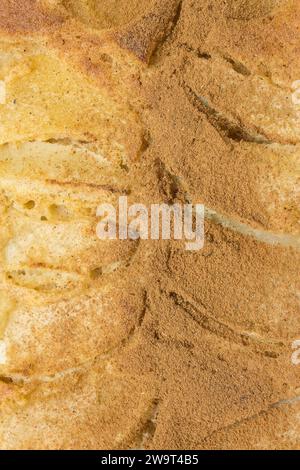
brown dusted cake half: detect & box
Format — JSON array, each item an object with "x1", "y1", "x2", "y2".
[{"x1": 0, "y1": 0, "x2": 299, "y2": 450}]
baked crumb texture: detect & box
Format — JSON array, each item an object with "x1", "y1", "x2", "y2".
[{"x1": 0, "y1": 0, "x2": 299, "y2": 450}]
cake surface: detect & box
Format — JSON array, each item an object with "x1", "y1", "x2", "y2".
[{"x1": 0, "y1": 0, "x2": 299, "y2": 450}]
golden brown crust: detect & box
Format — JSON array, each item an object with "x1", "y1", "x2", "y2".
[
  {"x1": 0, "y1": 0, "x2": 67, "y2": 34},
  {"x1": 0, "y1": 352, "x2": 158, "y2": 450},
  {"x1": 0, "y1": 0, "x2": 299, "y2": 451}
]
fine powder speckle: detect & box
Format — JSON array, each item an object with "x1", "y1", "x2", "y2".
[{"x1": 0, "y1": 0, "x2": 299, "y2": 450}]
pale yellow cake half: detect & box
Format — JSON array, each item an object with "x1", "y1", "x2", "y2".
[{"x1": 0, "y1": 0, "x2": 299, "y2": 450}]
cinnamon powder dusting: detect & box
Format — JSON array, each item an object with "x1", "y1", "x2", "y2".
[{"x1": 0, "y1": 0, "x2": 299, "y2": 450}]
